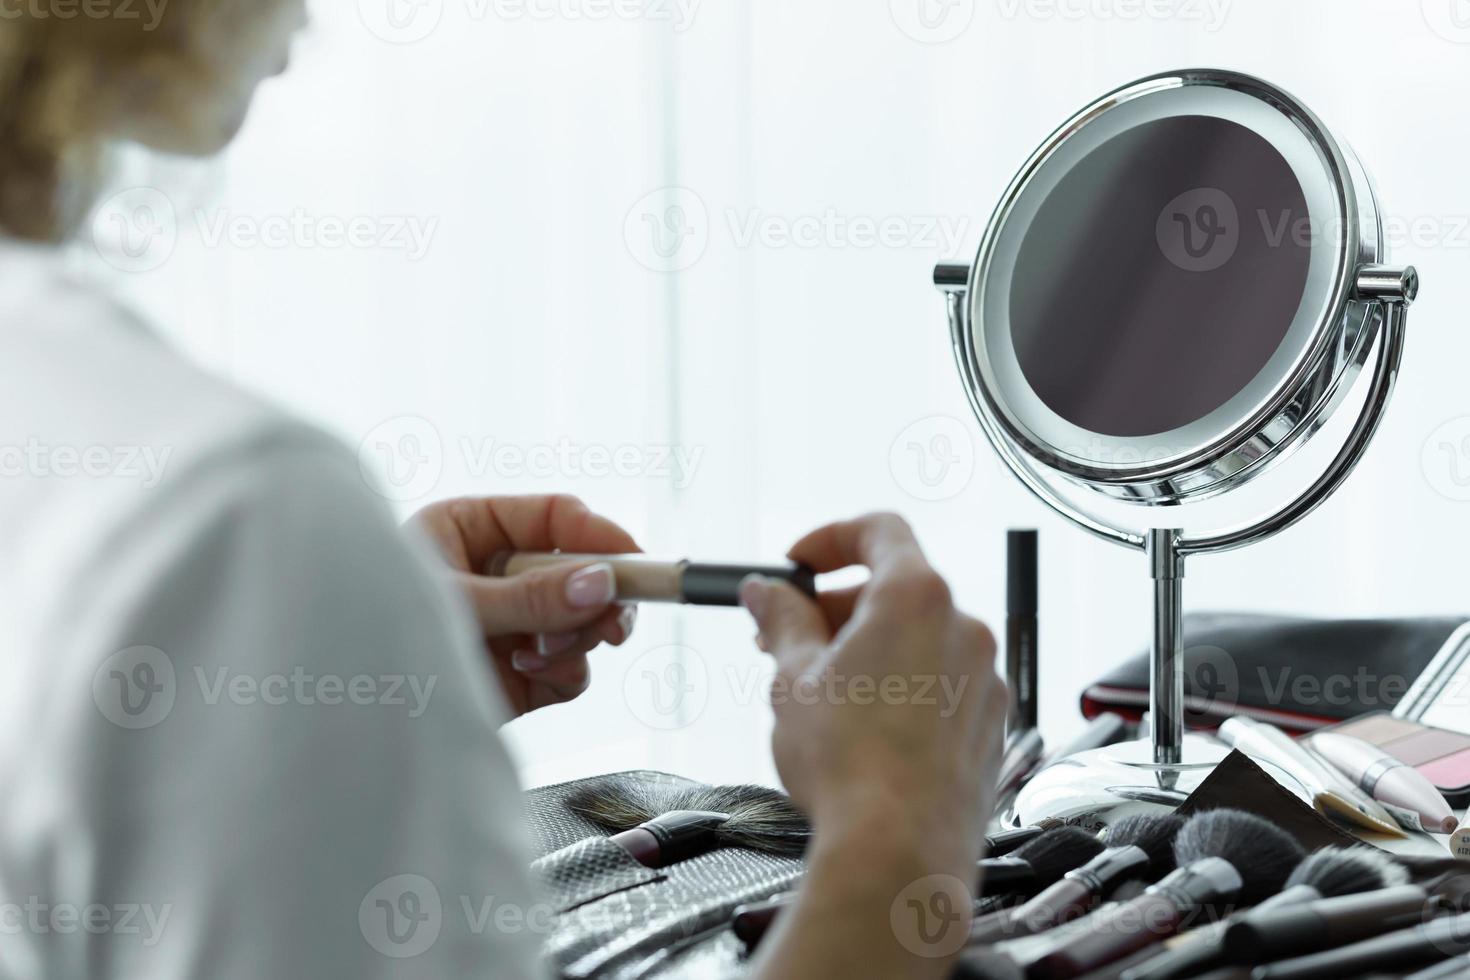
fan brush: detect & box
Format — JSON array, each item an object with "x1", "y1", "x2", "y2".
[{"x1": 565, "y1": 777, "x2": 810, "y2": 867}]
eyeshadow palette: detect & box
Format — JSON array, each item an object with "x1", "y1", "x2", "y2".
[
  {"x1": 1319, "y1": 712, "x2": 1470, "y2": 809},
  {"x1": 1396, "y1": 620, "x2": 1470, "y2": 735}
]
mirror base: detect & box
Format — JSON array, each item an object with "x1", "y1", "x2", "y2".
[{"x1": 1001, "y1": 734, "x2": 1229, "y2": 834}]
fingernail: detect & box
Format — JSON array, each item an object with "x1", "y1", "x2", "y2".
[
  {"x1": 566, "y1": 562, "x2": 616, "y2": 608},
  {"x1": 512, "y1": 649, "x2": 547, "y2": 672},
  {"x1": 617, "y1": 605, "x2": 638, "y2": 640},
  {"x1": 538, "y1": 632, "x2": 580, "y2": 657},
  {"x1": 739, "y1": 574, "x2": 769, "y2": 618}
]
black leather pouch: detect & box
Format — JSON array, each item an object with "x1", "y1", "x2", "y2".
[{"x1": 1083, "y1": 613, "x2": 1468, "y2": 734}]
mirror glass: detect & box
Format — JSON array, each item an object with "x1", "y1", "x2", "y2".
[{"x1": 1007, "y1": 114, "x2": 1313, "y2": 439}]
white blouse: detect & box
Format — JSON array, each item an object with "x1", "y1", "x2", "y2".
[{"x1": 0, "y1": 241, "x2": 546, "y2": 979}]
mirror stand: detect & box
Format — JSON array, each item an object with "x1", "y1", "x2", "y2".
[{"x1": 937, "y1": 262, "x2": 1417, "y2": 829}]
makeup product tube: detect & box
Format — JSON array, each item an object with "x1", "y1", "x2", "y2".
[
  {"x1": 1453, "y1": 813, "x2": 1470, "y2": 859},
  {"x1": 1218, "y1": 717, "x2": 1406, "y2": 837},
  {"x1": 487, "y1": 552, "x2": 816, "y2": 606},
  {"x1": 1006, "y1": 530, "x2": 1038, "y2": 734},
  {"x1": 1308, "y1": 732, "x2": 1460, "y2": 834}
]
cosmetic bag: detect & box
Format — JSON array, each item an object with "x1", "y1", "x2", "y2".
[
  {"x1": 524, "y1": 771, "x2": 804, "y2": 980},
  {"x1": 1081, "y1": 613, "x2": 1469, "y2": 734}
]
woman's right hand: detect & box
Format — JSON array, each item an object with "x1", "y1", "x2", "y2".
[{"x1": 741, "y1": 513, "x2": 1007, "y2": 978}]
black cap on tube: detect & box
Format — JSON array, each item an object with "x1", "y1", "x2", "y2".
[{"x1": 1007, "y1": 530, "x2": 1038, "y2": 617}]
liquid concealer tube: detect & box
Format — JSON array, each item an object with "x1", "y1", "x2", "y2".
[{"x1": 487, "y1": 553, "x2": 817, "y2": 607}]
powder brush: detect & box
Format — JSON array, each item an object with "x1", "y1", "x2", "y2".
[
  {"x1": 969, "y1": 812, "x2": 1184, "y2": 945},
  {"x1": 1024, "y1": 809, "x2": 1305, "y2": 980},
  {"x1": 1121, "y1": 845, "x2": 1410, "y2": 980}
]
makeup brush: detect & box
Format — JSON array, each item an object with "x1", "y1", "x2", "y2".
[
  {"x1": 1024, "y1": 809, "x2": 1305, "y2": 980},
  {"x1": 969, "y1": 813, "x2": 1184, "y2": 944},
  {"x1": 732, "y1": 826, "x2": 1103, "y2": 954},
  {"x1": 985, "y1": 819, "x2": 1064, "y2": 858},
  {"x1": 1406, "y1": 954, "x2": 1470, "y2": 980},
  {"x1": 1219, "y1": 882, "x2": 1430, "y2": 965},
  {"x1": 565, "y1": 778, "x2": 809, "y2": 867},
  {"x1": 1122, "y1": 846, "x2": 1411, "y2": 980},
  {"x1": 979, "y1": 826, "x2": 1107, "y2": 895},
  {"x1": 1253, "y1": 911, "x2": 1470, "y2": 980}
]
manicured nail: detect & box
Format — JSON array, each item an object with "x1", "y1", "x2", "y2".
[
  {"x1": 538, "y1": 632, "x2": 580, "y2": 657},
  {"x1": 739, "y1": 575, "x2": 769, "y2": 618},
  {"x1": 566, "y1": 562, "x2": 616, "y2": 608},
  {"x1": 617, "y1": 605, "x2": 638, "y2": 641},
  {"x1": 511, "y1": 649, "x2": 547, "y2": 672}
]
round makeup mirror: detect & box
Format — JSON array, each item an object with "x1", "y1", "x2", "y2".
[{"x1": 934, "y1": 69, "x2": 1418, "y2": 825}]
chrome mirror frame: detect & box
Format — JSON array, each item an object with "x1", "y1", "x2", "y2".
[{"x1": 935, "y1": 69, "x2": 1417, "y2": 823}]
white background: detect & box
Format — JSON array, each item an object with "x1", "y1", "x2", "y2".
[{"x1": 87, "y1": 0, "x2": 1470, "y2": 790}]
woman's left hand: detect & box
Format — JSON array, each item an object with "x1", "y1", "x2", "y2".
[{"x1": 410, "y1": 494, "x2": 640, "y2": 717}]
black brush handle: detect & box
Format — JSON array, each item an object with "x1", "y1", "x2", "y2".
[
  {"x1": 978, "y1": 856, "x2": 1037, "y2": 895},
  {"x1": 732, "y1": 894, "x2": 794, "y2": 950},
  {"x1": 609, "y1": 810, "x2": 730, "y2": 868},
  {"x1": 1222, "y1": 885, "x2": 1428, "y2": 962},
  {"x1": 1256, "y1": 912, "x2": 1470, "y2": 980},
  {"x1": 1028, "y1": 858, "x2": 1240, "y2": 980}
]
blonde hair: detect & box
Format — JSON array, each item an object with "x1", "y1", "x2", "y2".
[{"x1": 0, "y1": 0, "x2": 278, "y2": 241}]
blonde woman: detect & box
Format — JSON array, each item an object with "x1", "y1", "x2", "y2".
[{"x1": 0, "y1": 4, "x2": 1007, "y2": 978}]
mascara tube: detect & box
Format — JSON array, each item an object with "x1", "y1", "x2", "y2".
[{"x1": 1006, "y1": 530, "x2": 1038, "y2": 734}]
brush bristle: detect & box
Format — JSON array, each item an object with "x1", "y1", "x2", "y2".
[
  {"x1": 1014, "y1": 826, "x2": 1106, "y2": 884},
  {"x1": 1286, "y1": 846, "x2": 1409, "y2": 897},
  {"x1": 1106, "y1": 813, "x2": 1186, "y2": 880},
  {"x1": 1173, "y1": 809, "x2": 1306, "y2": 905},
  {"x1": 565, "y1": 777, "x2": 810, "y2": 857}
]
